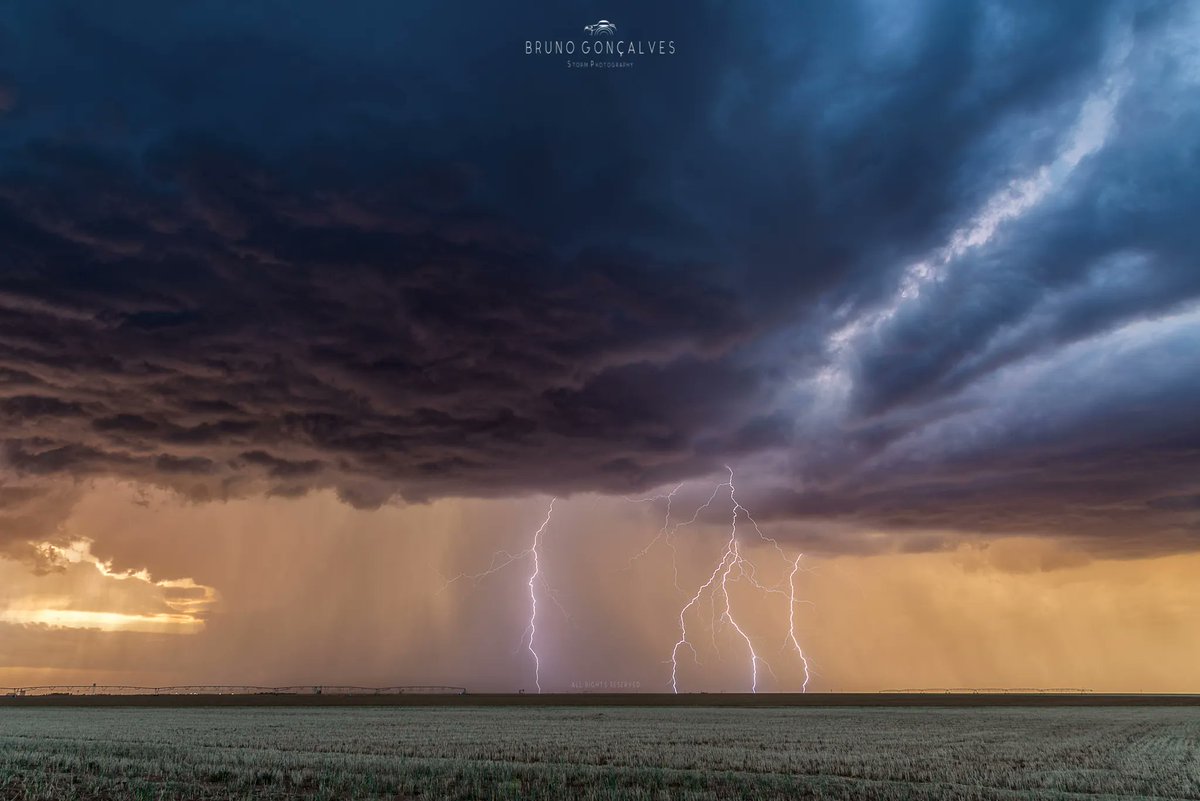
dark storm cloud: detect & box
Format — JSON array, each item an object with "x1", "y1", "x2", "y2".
[
  {"x1": 1, "y1": 0, "x2": 1197, "y2": 555},
  {"x1": 747, "y1": 5, "x2": 1200, "y2": 556},
  {"x1": 0, "y1": 136, "x2": 764, "y2": 514}
]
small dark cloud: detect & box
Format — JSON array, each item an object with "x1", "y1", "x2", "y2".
[
  {"x1": 1, "y1": 396, "x2": 84, "y2": 419},
  {"x1": 154, "y1": 454, "x2": 214, "y2": 475},
  {"x1": 238, "y1": 450, "x2": 323, "y2": 479}
]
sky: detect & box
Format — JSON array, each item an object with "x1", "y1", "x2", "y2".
[{"x1": 0, "y1": 0, "x2": 1198, "y2": 693}]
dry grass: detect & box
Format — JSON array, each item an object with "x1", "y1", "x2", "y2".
[{"x1": 1, "y1": 706, "x2": 1198, "y2": 799}]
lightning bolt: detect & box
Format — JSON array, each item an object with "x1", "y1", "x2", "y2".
[
  {"x1": 442, "y1": 497, "x2": 558, "y2": 693},
  {"x1": 624, "y1": 483, "x2": 683, "y2": 566},
  {"x1": 664, "y1": 466, "x2": 812, "y2": 693},
  {"x1": 670, "y1": 532, "x2": 731, "y2": 693},
  {"x1": 787, "y1": 555, "x2": 812, "y2": 692},
  {"x1": 627, "y1": 482, "x2": 728, "y2": 592},
  {"x1": 524, "y1": 498, "x2": 555, "y2": 693},
  {"x1": 624, "y1": 484, "x2": 690, "y2": 590},
  {"x1": 442, "y1": 471, "x2": 810, "y2": 695}
]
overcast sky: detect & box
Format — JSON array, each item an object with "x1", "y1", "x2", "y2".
[{"x1": 1, "y1": 1, "x2": 1198, "y2": 692}]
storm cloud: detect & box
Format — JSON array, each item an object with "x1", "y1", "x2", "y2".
[{"x1": 1, "y1": 0, "x2": 1198, "y2": 557}]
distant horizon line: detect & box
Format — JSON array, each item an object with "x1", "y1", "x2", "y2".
[{"x1": 7, "y1": 684, "x2": 1200, "y2": 698}]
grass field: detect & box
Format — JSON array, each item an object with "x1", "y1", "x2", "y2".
[{"x1": 2, "y1": 706, "x2": 1198, "y2": 800}]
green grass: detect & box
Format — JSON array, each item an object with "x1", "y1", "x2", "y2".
[{"x1": 1, "y1": 706, "x2": 1198, "y2": 799}]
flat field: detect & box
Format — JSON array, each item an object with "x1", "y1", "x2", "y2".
[{"x1": 2, "y1": 705, "x2": 1198, "y2": 800}]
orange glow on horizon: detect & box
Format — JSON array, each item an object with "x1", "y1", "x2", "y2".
[
  {"x1": 0, "y1": 608, "x2": 204, "y2": 634},
  {"x1": 1, "y1": 481, "x2": 1198, "y2": 692}
]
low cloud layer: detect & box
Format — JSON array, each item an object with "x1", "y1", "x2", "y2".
[{"x1": 1, "y1": 0, "x2": 1198, "y2": 559}]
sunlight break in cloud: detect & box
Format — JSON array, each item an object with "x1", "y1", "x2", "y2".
[{"x1": 0, "y1": 539, "x2": 217, "y2": 634}]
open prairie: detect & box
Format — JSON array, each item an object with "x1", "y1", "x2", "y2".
[
  {"x1": 2, "y1": 705, "x2": 1199, "y2": 800},
  {"x1": 3, "y1": 692, "x2": 1200, "y2": 708}
]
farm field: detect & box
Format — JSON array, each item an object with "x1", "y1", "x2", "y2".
[{"x1": 2, "y1": 706, "x2": 1199, "y2": 800}]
